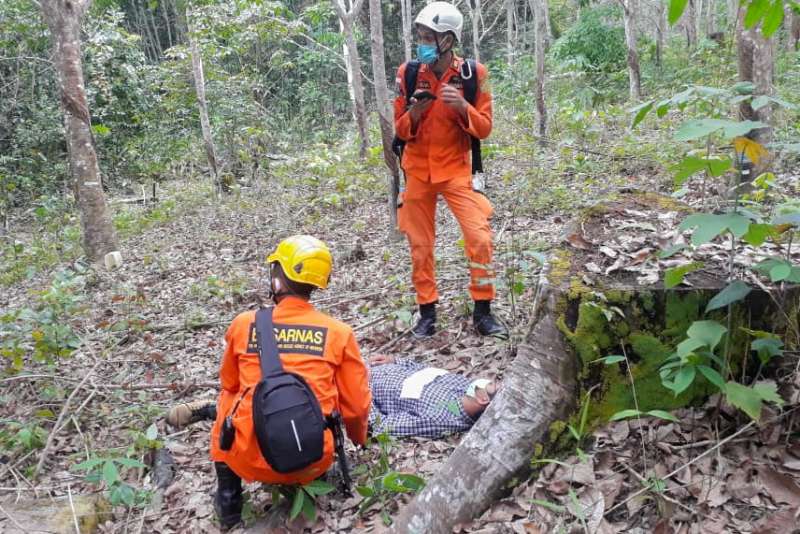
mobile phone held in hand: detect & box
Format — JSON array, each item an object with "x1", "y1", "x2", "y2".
[{"x1": 413, "y1": 91, "x2": 437, "y2": 101}]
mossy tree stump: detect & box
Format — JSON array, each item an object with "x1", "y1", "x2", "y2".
[{"x1": 393, "y1": 191, "x2": 799, "y2": 534}]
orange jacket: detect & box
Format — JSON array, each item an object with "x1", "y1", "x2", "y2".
[
  {"x1": 394, "y1": 55, "x2": 492, "y2": 184},
  {"x1": 210, "y1": 297, "x2": 371, "y2": 484}
]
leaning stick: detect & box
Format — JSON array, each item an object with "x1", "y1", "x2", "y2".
[{"x1": 33, "y1": 362, "x2": 100, "y2": 480}]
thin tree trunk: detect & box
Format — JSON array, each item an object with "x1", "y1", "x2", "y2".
[
  {"x1": 400, "y1": 0, "x2": 413, "y2": 63},
  {"x1": 41, "y1": 0, "x2": 119, "y2": 263},
  {"x1": 705, "y1": 0, "x2": 716, "y2": 35},
  {"x1": 696, "y1": 0, "x2": 705, "y2": 40},
  {"x1": 392, "y1": 284, "x2": 578, "y2": 533},
  {"x1": 685, "y1": 0, "x2": 698, "y2": 47},
  {"x1": 736, "y1": 6, "x2": 774, "y2": 144},
  {"x1": 506, "y1": 0, "x2": 515, "y2": 66},
  {"x1": 333, "y1": 0, "x2": 369, "y2": 159},
  {"x1": 135, "y1": 0, "x2": 158, "y2": 60},
  {"x1": 727, "y1": 0, "x2": 737, "y2": 31},
  {"x1": 656, "y1": 0, "x2": 665, "y2": 67},
  {"x1": 789, "y1": 5, "x2": 800, "y2": 50},
  {"x1": 188, "y1": 19, "x2": 224, "y2": 195},
  {"x1": 368, "y1": 0, "x2": 401, "y2": 239},
  {"x1": 161, "y1": 0, "x2": 173, "y2": 49},
  {"x1": 621, "y1": 0, "x2": 642, "y2": 101},
  {"x1": 533, "y1": 0, "x2": 547, "y2": 141},
  {"x1": 146, "y1": 3, "x2": 163, "y2": 56},
  {"x1": 469, "y1": 0, "x2": 482, "y2": 62},
  {"x1": 541, "y1": 0, "x2": 552, "y2": 48}
]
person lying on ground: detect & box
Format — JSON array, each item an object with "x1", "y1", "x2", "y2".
[
  {"x1": 169, "y1": 235, "x2": 371, "y2": 530},
  {"x1": 168, "y1": 352, "x2": 497, "y2": 445},
  {"x1": 368, "y1": 354, "x2": 498, "y2": 439}
]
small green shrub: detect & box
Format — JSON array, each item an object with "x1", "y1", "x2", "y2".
[{"x1": 551, "y1": 7, "x2": 627, "y2": 73}]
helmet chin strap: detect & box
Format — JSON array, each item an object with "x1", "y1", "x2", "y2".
[
  {"x1": 433, "y1": 33, "x2": 452, "y2": 60},
  {"x1": 269, "y1": 264, "x2": 297, "y2": 303}
]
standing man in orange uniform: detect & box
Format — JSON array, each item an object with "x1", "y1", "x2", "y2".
[
  {"x1": 394, "y1": 2, "x2": 507, "y2": 340},
  {"x1": 203, "y1": 236, "x2": 371, "y2": 529}
]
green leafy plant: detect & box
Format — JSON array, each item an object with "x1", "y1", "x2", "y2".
[
  {"x1": 73, "y1": 455, "x2": 149, "y2": 507},
  {"x1": 280, "y1": 479, "x2": 336, "y2": 522},
  {"x1": 551, "y1": 6, "x2": 627, "y2": 73},
  {"x1": 0, "y1": 421, "x2": 48, "y2": 453},
  {"x1": 1, "y1": 268, "x2": 86, "y2": 372},
  {"x1": 353, "y1": 431, "x2": 425, "y2": 526}
]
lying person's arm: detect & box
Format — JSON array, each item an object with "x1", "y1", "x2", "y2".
[{"x1": 369, "y1": 354, "x2": 427, "y2": 370}]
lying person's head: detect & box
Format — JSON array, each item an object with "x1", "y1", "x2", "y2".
[{"x1": 462, "y1": 378, "x2": 499, "y2": 419}]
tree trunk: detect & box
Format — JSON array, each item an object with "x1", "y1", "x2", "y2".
[
  {"x1": 506, "y1": 0, "x2": 515, "y2": 65},
  {"x1": 368, "y1": 0, "x2": 402, "y2": 239},
  {"x1": 333, "y1": 0, "x2": 369, "y2": 159},
  {"x1": 656, "y1": 0, "x2": 665, "y2": 67},
  {"x1": 400, "y1": 0, "x2": 413, "y2": 63},
  {"x1": 542, "y1": 0, "x2": 552, "y2": 48},
  {"x1": 188, "y1": 20, "x2": 225, "y2": 195},
  {"x1": 621, "y1": 0, "x2": 642, "y2": 101},
  {"x1": 161, "y1": 0, "x2": 173, "y2": 49},
  {"x1": 392, "y1": 283, "x2": 578, "y2": 533},
  {"x1": 533, "y1": 0, "x2": 547, "y2": 141},
  {"x1": 392, "y1": 190, "x2": 800, "y2": 533},
  {"x1": 789, "y1": 5, "x2": 800, "y2": 51},
  {"x1": 727, "y1": 0, "x2": 738, "y2": 32},
  {"x1": 695, "y1": 0, "x2": 705, "y2": 41},
  {"x1": 685, "y1": 0, "x2": 698, "y2": 47},
  {"x1": 469, "y1": 0, "x2": 482, "y2": 62},
  {"x1": 736, "y1": 6, "x2": 774, "y2": 143},
  {"x1": 146, "y1": 2, "x2": 163, "y2": 56},
  {"x1": 41, "y1": 0, "x2": 119, "y2": 263},
  {"x1": 705, "y1": 0, "x2": 716, "y2": 35}
]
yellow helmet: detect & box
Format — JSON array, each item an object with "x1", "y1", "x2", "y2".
[{"x1": 266, "y1": 235, "x2": 332, "y2": 290}]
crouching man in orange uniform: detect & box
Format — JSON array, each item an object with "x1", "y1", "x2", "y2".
[{"x1": 198, "y1": 236, "x2": 370, "y2": 529}]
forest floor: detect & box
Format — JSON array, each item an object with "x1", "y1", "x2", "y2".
[{"x1": 1, "y1": 111, "x2": 800, "y2": 533}]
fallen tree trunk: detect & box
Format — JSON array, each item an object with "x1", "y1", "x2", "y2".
[
  {"x1": 392, "y1": 191, "x2": 799, "y2": 533},
  {"x1": 392, "y1": 280, "x2": 579, "y2": 533}
]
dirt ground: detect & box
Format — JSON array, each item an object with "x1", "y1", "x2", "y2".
[{"x1": 2, "y1": 137, "x2": 799, "y2": 533}]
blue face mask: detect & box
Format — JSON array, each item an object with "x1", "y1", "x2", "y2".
[{"x1": 416, "y1": 44, "x2": 439, "y2": 64}]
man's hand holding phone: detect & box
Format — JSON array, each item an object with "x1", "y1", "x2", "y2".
[{"x1": 408, "y1": 89, "x2": 436, "y2": 126}]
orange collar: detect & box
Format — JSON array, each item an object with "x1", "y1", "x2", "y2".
[
  {"x1": 419, "y1": 53, "x2": 463, "y2": 76},
  {"x1": 275, "y1": 295, "x2": 314, "y2": 311}
]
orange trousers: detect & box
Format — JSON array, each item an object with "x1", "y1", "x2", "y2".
[{"x1": 398, "y1": 174, "x2": 496, "y2": 305}]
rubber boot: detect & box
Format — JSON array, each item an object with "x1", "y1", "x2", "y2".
[
  {"x1": 473, "y1": 300, "x2": 509, "y2": 340},
  {"x1": 412, "y1": 302, "x2": 436, "y2": 338},
  {"x1": 214, "y1": 462, "x2": 243, "y2": 530}
]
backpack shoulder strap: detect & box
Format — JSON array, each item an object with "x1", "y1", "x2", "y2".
[
  {"x1": 460, "y1": 59, "x2": 483, "y2": 174},
  {"x1": 403, "y1": 60, "x2": 421, "y2": 105},
  {"x1": 255, "y1": 307, "x2": 283, "y2": 378},
  {"x1": 461, "y1": 59, "x2": 479, "y2": 105}
]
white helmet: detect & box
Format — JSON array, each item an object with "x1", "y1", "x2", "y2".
[{"x1": 415, "y1": 2, "x2": 463, "y2": 43}]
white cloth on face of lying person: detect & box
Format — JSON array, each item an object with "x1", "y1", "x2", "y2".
[{"x1": 368, "y1": 358, "x2": 477, "y2": 438}]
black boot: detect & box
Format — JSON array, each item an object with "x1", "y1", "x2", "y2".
[
  {"x1": 412, "y1": 303, "x2": 436, "y2": 339},
  {"x1": 214, "y1": 462, "x2": 243, "y2": 530},
  {"x1": 473, "y1": 300, "x2": 509, "y2": 340}
]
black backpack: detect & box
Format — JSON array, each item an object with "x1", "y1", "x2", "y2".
[
  {"x1": 251, "y1": 307, "x2": 326, "y2": 474},
  {"x1": 391, "y1": 59, "x2": 483, "y2": 174}
]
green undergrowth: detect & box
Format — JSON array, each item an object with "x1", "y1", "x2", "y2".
[{"x1": 552, "y1": 284, "x2": 759, "y2": 447}]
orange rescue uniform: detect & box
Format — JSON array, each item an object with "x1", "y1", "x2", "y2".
[
  {"x1": 394, "y1": 55, "x2": 496, "y2": 305},
  {"x1": 210, "y1": 296, "x2": 371, "y2": 484}
]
